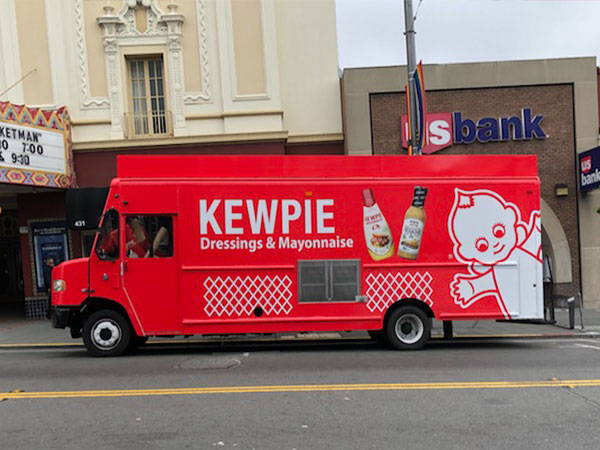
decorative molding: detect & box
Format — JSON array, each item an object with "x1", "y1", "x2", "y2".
[
  {"x1": 97, "y1": 0, "x2": 187, "y2": 138},
  {"x1": 186, "y1": 109, "x2": 283, "y2": 120},
  {"x1": 70, "y1": 118, "x2": 112, "y2": 126},
  {"x1": 233, "y1": 93, "x2": 270, "y2": 102},
  {"x1": 115, "y1": 0, "x2": 168, "y2": 36},
  {"x1": 184, "y1": 0, "x2": 211, "y2": 104},
  {"x1": 224, "y1": 0, "x2": 270, "y2": 102},
  {"x1": 229, "y1": 0, "x2": 277, "y2": 103},
  {"x1": 45, "y1": 0, "x2": 69, "y2": 106},
  {"x1": 75, "y1": 0, "x2": 110, "y2": 109},
  {"x1": 215, "y1": 0, "x2": 281, "y2": 112}
]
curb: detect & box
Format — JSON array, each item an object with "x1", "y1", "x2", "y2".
[{"x1": 0, "y1": 330, "x2": 599, "y2": 350}]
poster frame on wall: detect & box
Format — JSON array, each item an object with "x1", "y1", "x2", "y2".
[{"x1": 29, "y1": 220, "x2": 70, "y2": 294}]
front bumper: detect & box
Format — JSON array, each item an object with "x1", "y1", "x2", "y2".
[{"x1": 50, "y1": 306, "x2": 75, "y2": 329}]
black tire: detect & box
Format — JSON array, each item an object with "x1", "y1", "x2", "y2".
[
  {"x1": 368, "y1": 330, "x2": 388, "y2": 345},
  {"x1": 385, "y1": 305, "x2": 430, "y2": 350},
  {"x1": 82, "y1": 309, "x2": 132, "y2": 357}
]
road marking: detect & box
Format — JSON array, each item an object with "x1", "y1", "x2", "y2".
[
  {"x1": 452, "y1": 333, "x2": 562, "y2": 338},
  {"x1": 578, "y1": 339, "x2": 600, "y2": 345},
  {"x1": 574, "y1": 343, "x2": 600, "y2": 351},
  {"x1": 2, "y1": 379, "x2": 600, "y2": 400}
]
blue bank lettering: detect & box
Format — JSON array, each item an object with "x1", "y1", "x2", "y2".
[
  {"x1": 453, "y1": 109, "x2": 546, "y2": 144},
  {"x1": 522, "y1": 108, "x2": 546, "y2": 139},
  {"x1": 500, "y1": 116, "x2": 523, "y2": 141},
  {"x1": 453, "y1": 112, "x2": 477, "y2": 144},
  {"x1": 476, "y1": 117, "x2": 500, "y2": 143}
]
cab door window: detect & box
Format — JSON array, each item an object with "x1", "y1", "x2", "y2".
[
  {"x1": 124, "y1": 215, "x2": 173, "y2": 258},
  {"x1": 95, "y1": 209, "x2": 119, "y2": 260}
]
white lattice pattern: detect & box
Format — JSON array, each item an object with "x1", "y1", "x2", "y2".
[
  {"x1": 203, "y1": 275, "x2": 293, "y2": 317},
  {"x1": 365, "y1": 272, "x2": 433, "y2": 313}
]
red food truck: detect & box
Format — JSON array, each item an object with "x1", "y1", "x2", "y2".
[{"x1": 50, "y1": 155, "x2": 543, "y2": 356}]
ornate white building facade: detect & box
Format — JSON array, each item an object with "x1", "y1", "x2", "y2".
[
  {"x1": 0, "y1": 0, "x2": 343, "y2": 315},
  {"x1": 1, "y1": 0, "x2": 342, "y2": 148}
]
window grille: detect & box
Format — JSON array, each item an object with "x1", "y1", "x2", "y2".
[{"x1": 298, "y1": 260, "x2": 360, "y2": 302}]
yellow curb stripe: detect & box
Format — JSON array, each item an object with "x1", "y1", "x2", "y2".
[
  {"x1": 0, "y1": 342, "x2": 82, "y2": 348},
  {"x1": 2, "y1": 379, "x2": 600, "y2": 400}
]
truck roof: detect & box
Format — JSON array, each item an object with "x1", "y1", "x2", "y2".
[{"x1": 116, "y1": 155, "x2": 538, "y2": 180}]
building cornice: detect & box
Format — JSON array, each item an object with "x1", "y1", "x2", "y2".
[
  {"x1": 287, "y1": 133, "x2": 344, "y2": 144},
  {"x1": 72, "y1": 130, "x2": 344, "y2": 152},
  {"x1": 72, "y1": 130, "x2": 289, "y2": 152}
]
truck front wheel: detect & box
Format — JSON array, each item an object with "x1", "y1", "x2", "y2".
[
  {"x1": 385, "y1": 305, "x2": 430, "y2": 350},
  {"x1": 82, "y1": 309, "x2": 132, "y2": 357}
]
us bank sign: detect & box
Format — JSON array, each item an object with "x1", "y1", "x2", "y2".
[
  {"x1": 401, "y1": 108, "x2": 547, "y2": 154},
  {"x1": 579, "y1": 146, "x2": 600, "y2": 194}
]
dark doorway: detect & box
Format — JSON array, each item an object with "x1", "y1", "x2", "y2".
[{"x1": 0, "y1": 212, "x2": 24, "y2": 305}]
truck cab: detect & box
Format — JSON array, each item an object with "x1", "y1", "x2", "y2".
[{"x1": 51, "y1": 181, "x2": 177, "y2": 356}]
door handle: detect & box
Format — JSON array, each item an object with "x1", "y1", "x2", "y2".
[{"x1": 120, "y1": 261, "x2": 127, "y2": 276}]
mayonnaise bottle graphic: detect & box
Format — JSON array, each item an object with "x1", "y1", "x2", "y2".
[
  {"x1": 363, "y1": 188, "x2": 395, "y2": 261},
  {"x1": 398, "y1": 186, "x2": 428, "y2": 260}
]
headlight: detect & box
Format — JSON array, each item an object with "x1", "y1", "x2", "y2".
[{"x1": 53, "y1": 279, "x2": 66, "y2": 292}]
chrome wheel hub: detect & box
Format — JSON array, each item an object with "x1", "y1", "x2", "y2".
[
  {"x1": 394, "y1": 313, "x2": 424, "y2": 344},
  {"x1": 91, "y1": 319, "x2": 121, "y2": 350}
]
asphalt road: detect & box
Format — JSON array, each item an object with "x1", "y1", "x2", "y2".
[{"x1": 1, "y1": 337, "x2": 600, "y2": 449}]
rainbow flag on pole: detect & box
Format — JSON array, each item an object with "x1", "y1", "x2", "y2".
[
  {"x1": 404, "y1": 83, "x2": 413, "y2": 156},
  {"x1": 413, "y1": 61, "x2": 427, "y2": 153},
  {"x1": 405, "y1": 61, "x2": 427, "y2": 155}
]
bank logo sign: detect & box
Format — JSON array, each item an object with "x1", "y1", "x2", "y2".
[
  {"x1": 401, "y1": 108, "x2": 547, "y2": 154},
  {"x1": 579, "y1": 146, "x2": 600, "y2": 193}
]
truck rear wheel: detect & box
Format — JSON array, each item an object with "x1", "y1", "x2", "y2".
[
  {"x1": 385, "y1": 305, "x2": 430, "y2": 350},
  {"x1": 82, "y1": 309, "x2": 132, "y2": 357}
]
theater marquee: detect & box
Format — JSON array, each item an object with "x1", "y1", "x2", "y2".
[{"x1": 0, "y1": 102, "x2": 74, "y2": 188}]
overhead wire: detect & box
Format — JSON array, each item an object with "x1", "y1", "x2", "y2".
[{"x1": 413, "y1": 0, "x2": 424, "y2": 21}]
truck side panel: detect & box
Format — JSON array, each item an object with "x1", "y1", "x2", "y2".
[{"x1": 174, "y1": 178, "x2": 542, "y2": 335}]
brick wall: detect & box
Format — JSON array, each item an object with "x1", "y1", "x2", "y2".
[{"x1": 370, "y1": 84, "x2": 579, "y2": 296}]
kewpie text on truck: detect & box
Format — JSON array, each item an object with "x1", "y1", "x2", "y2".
[{"x1": 50, "y1": 155, "x2": 543, "y2": 356}]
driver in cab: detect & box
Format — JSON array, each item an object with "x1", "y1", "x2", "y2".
[{"x1": 99, "y1": 216, "x2": 150, "y2": 258}]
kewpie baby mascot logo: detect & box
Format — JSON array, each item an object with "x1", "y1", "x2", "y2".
[{"x1": 448, "y1": 189, "x2": 541, "y2": 318}]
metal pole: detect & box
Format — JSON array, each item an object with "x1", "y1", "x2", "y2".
[{"x1": 403, "y1": 0, "x2": 420, "y2": 155}]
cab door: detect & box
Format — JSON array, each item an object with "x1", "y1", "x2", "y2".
[
  {"x1": 121, "y1": 214, "x2": 179, "y2": 334},
  {"x1": 89, "y1": 209, "x2": 122, "y2": 298}
]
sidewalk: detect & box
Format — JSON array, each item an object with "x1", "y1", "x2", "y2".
[{"x1": 1, "y1": 302, "x2": 599, "y2": 347}]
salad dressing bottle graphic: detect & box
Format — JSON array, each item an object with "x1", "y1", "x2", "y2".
[
  {"x1": 398, "y1": 186, "x2": 428, "y2": 260},
  {"x1": 362, "y1": 188, "x2": 395, "y2": 261}
]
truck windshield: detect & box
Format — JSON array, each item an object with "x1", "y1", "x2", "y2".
[{"x1": 95, "y1": 209, "x2": 119, "y2": 260}]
